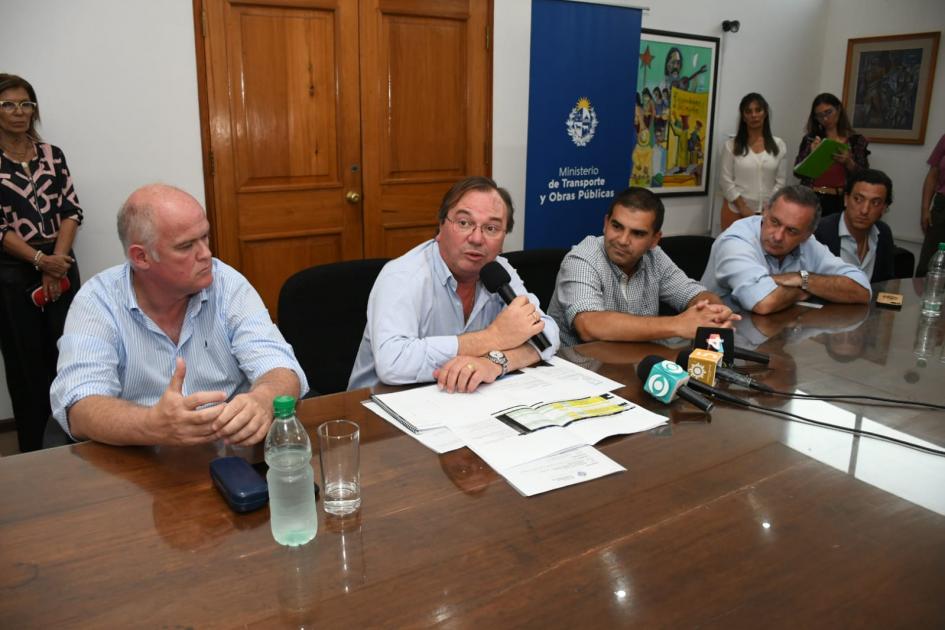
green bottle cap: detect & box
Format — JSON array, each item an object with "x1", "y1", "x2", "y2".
[
  {"x1": 273, "y1": 395, "x2": 296, "y2": 418},
  {"x1": 938, "y1": 242, "x2": 945, "y2": 251}
]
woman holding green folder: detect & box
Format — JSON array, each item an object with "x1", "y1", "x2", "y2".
[{"x1": 795, "y1": 93, "x2": 870, "y2": 216}]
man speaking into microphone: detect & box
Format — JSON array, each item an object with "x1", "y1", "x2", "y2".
[{"x1": 348, "y1": 177, "x2": 559, "y2": 393}]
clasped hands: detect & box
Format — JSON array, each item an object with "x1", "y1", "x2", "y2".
[
  {"x1": 149, "y1": 357, "x2": 271, "y2": 446},
  {"x1": 433, "y1": 295, "x2": 543, "y2": 393},
  {"x1": 38, "y1": 253, "x2": 73, "y2": 303},
  {"x1": 678, "y1": 299, "x2": 741, "y2": 338}
]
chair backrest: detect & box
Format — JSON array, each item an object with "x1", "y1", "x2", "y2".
[
  {"x1": 658, "y1": 235, "x2": 715, "y2": 280},
  {"x1": 893, "y1": 246, "x2": 915, "y2": 279},
  {"x1": 278, "y1": 258, "x2": 389, "y2": 396},
  {"x1": 502, "y1": 248, "x2": 569, "y2": 311}
]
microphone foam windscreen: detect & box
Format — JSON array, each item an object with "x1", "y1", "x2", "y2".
[
  {"x1": 676, "y1": 349, "x2": 692, "y2": 366},
  {"x1": 636, "y1": 355, "x2": 664, "y2": 381},
  {"x1": 480, "y1": 260, "x2": 511, "y2": 293}
]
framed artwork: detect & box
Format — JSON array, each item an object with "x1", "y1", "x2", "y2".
[
  {"x1": 631, "y1": 28, "x2": 719, "y2": 196},
  {"x1": 842, "y1": 31, "x2": 940, "y2": 144}
]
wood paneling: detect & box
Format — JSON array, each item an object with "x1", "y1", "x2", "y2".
[
  {"x1": 202, "y1": 0, "x2": 363, "y2": 317},
  {"x1": 361, "y1": 0, "x2": 491, "y2": 257},
  {"x1": 241, "y1": 233, "x2": 342, "y2": 309},
  {"x1": 199, "y1": 0, "x2": 492, "y2": 311},
  {"x1": 233, "y1": 9, "x2": 339, "y2": 187},
  {"x1": 384, "y1": 15, "x2": 466, "y2": 178}
]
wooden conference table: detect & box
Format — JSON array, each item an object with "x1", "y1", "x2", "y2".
[{"x1": 2, "y1": 279, "x2": 944, "y2": 627}]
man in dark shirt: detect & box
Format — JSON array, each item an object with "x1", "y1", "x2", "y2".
[{"x1": 814, "y1": 168, "x2": 896, "y2": 282}]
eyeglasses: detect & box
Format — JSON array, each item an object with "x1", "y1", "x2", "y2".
[
  {"x1": 444, "y1": 215, "x2": 505, "y2": 239},
  {"x1": 814, "y1": 107, "x2": 836, "y2": 120},
  {"x1": 0, "y1": 101, "x2": 37, "y2": 115}
]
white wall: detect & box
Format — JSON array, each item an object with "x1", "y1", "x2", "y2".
[
  {"x1": 0, "y1": 0, "x2": 204, "y2": 418},
  {"x1": 495, "y1": 0, "x2": 829, "y2": 250},
  {"x1": 819, "y1": 0, "x2": 945, "y2": 250}
]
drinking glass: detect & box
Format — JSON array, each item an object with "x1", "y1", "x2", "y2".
[{"x1": 317, "y1": 420, "x2": 361, "y2": 515}]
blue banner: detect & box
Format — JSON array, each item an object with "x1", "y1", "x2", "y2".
[{"x1": 524, "y1": 0, "x2": 642, "y2": 248}]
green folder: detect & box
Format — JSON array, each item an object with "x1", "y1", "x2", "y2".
[{"x1": 793, "y1": 138, "x2": 850, "y2": 179}]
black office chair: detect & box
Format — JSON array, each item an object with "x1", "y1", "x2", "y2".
[
  {"x1": 655, "y1": 235, "x2": 715, "y2": 316},
  {"x1": 893, "y1": 246, "x2": 915, "y2": 279},
  {"x1": 42, "y1": 416, "x2": 79, "y2": 448},
  {"x1": 502, "y1": 248, "x2": 569, "y2": 311},
  {"x1": 278, "y1": 258, "x2": 389, "y2": 396},
  {"x1": 658, "y1": 234, "x2": 715, "y2": 280}
]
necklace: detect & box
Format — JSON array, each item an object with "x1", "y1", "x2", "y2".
[{"x1": 0, "y1": 136, "x2": 34, "y2": 162}]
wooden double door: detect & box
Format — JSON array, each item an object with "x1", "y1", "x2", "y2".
[{"x1": 197, "y1": 0, "x2": 492, "y2": 314}]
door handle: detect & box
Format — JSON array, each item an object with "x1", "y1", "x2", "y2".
[{"x1": 346, "y1": 191, "x2": 361, "y2": 204}]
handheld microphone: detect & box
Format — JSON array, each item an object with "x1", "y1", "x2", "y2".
[
  {"x1": 694, "y1": 326, "x2": 770, "y2": 366},
  {"x1": 681, "y1": 348, "x2": 723, "y2": 386},
  {"x1": 481, "y1": 261, "x2": 551, "y2": 351},
  {"x1": 732, "y1": 346, "x2": 770, "y2": 365},
  {"x1": 677, "y1": 349, "x2": 773, "y2": 393},
  {"x1": 636, "y1": 355, "x2": 714, "y2": 413},
  {"x1": 673, "y1": 351, "x2": 751, "y2": 406},
  {"x1": 682, "y1": 377, "x2": 751, "y2": 407}
]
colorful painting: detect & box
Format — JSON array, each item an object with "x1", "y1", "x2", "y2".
[
  {"x1": 631, "y1": 29, "x2": 719, "y2": 196},
  {"x1": 843, "y1": 32, "x2": 939, "y2": 145}
]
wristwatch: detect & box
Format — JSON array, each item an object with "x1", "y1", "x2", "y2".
[
  {"x1": 486, "y1": 350, "x2": 509, "y2": 378},
  {"x1": 799, "y1": 270, "x2": 810, "y2": 292}
]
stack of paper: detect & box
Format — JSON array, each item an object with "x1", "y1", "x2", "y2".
[{"x1": 363, "y1": 357, "x2": 667, "y2": 496}]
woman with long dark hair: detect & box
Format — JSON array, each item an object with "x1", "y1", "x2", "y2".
[
  {"x1": 794, "y1": 92, "x2": 870, "y2": 216},
  {"x1": 719, "y1": 93, "x2": 787, "y2": 230},
  {"x1": 0, "y1": 74, "x2": 82, "y2": 451}
]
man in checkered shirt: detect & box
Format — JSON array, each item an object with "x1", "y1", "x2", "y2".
[{"x1": 548, "y1": 187, "x2": 738, "y2": 347}]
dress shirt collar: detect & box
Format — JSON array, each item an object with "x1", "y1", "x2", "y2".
[
  {"x1": 762, "y1": 242, "x2": 801, "y2": 270},
  {"x1": 838, "y1": 211, "x2": 879, "y2": 245},
  {"x1": 838, "y1": 212, "x2": 878, "y2": 277},
  {"x1": 428, "y1": 239, "x2": 497, "y2": 298},
  {"x1": 121, "y1": 262, "x2": 211, "y2": 317},
  {"x1": 429, "y1": 240, "x2": 458, "y2": 289}
]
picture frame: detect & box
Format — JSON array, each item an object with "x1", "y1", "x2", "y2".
[
  {"x1": 631, "y1": 28, "x2": 720, "y2": 196},
  {"x1": 842, "y1": 31, "x2": 940, "y2": 145}
]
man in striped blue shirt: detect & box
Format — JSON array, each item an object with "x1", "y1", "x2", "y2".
[{"x1": 50, "y1": 184, "x2": 307, "y2": 446}]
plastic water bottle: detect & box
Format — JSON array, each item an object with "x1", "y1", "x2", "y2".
[
  {"x1": 265, "y1": 396, "x2": 317, "y2": 546},
  {"x1": 912, "y1": 313, "x2": 941, "y2": 363},
  {"x1": 921, "y1": 242, "x2": 945, "y2": 316}
]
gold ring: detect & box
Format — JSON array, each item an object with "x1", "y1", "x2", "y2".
[{"x1": 467, "y1": 363, "x2": 475, "y2": 371}]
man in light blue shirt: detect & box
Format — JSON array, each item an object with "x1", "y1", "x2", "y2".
[
  {"x1": 701, "y1": 185, "x2": 870, "y2": 314},
  {"x1": 50, "y1": 184, "x2": 307, "y2": 446},
  {"x1": 348, "y1": 176, "x2": 559, "y2": 393}
]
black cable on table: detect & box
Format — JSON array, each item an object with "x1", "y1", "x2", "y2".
[
  {"x1": 718, "y1": 397, "x2": 945, "y2": 457},
  {"x1": 762, "y1": 389, "x2": 945, "y2": 411}
]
